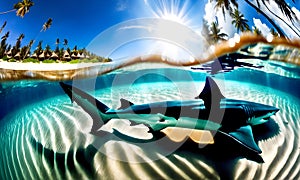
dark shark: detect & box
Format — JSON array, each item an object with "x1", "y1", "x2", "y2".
[{"x1": 59, "y1": 77, "x2": 279, "y2": 154}]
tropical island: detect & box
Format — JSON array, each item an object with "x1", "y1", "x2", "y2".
[
  {"x1": 0, "y1": 1, "x2": 111, "y2": 66},
  {"x1": 0, "y1": 0, "x2": 299, "y2": 81}
]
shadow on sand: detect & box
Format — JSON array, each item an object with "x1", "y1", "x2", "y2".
[{"x1": 30, "y1": 118, "x2": 280, "y2": 179}]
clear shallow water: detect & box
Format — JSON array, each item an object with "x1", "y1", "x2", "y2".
[{"x1": 0, "y1": 61, "x2": 300, "y2": 179}]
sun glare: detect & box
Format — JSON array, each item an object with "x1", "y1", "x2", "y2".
[
  {"x1": 161, "y1": 13, "x2": 186, "y2": 25},
  {"x1": 144, "y1": 0, "x2": 189, "y2": 25},
  {"x1": 141, "y1": 0, "x2": 200, "y2": 61}
]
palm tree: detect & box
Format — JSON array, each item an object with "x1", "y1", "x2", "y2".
[
  {"x1": 55, "y1": 38, "x2": 60, "y2": 48},
  {"x1": 0, "y1": 0, "x2": 34, "y2": 18},
  {"x1": 34, "y1": 41, "x2": 43, "y2": 60},
  {"x1": 258, "y1": 0, "x2": 300, "y2": 38},
  {"x1": 270, "y1": 28, "x2": 279, "y2": 37},
  {"x1": 63, "y1": 39, "x2": 68, "y2": 49},
  {"x1": 12, "y1": 33, "x2": 25, "y2": 57},
  {"x1": 230, "y1": 8, "x2": 250, "y2": 33},
  {"x1": 44, "y1": 45, "x2": 52, "y2": 59},
  {"x1": 253, "y1": 26, "x2": 262, "y2": 36},
  {"x1": 24, "y1": 18, "x2": 53, "y2": 59},
  {"x1": 0, "y1": 21, "x2": 7, "y2": 34},
  {"x1": 211, "y1": 0, "x2": 238, "y2": 19},
  {"x1": 211, "y1": 0, "x2": 298, "y2": 38},
  {"x1": 21, "y1": 39, "x2": 34, "y2": 59},
  {"x1": 209, "y1": 21, "x2": 228, "y2": 43},
  {"x1": 243, "y1": 0, "x2": 286, "y2": 37},
  {"x1": 41, "y1": 18, "x2": 53, "y2": 32},
  {"x1": 0, "y1": 31, "x2": 10, "y2": 58}
]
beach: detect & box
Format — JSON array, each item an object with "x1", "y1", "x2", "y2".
[{"x1": 0, "y1": 61, "x2": 106, "y2": 71}]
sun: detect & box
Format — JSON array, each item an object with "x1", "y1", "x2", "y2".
[
  {"x1": 160, "y1": 13, "x2": 186, "y2": 25},
  {"x1": 144, "y1": 0, "x2": 189, "y2": 25}
]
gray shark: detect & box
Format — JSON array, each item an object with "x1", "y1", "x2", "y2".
[{"x1": 59, "y1": 77, "x2": 279, "y2": 154}]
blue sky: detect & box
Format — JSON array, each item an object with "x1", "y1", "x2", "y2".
[{"x1": 0, "y1": 0, "x2": 299, "y2": 59}]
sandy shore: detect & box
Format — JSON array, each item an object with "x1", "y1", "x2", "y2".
[
  {"x1": 0, "y1": 61, "x2": 106, "y2": 71},
  {"x1": 0, "y1": 61, "x2": 119, "y2": 81}
]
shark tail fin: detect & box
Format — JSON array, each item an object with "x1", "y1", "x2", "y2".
[
  {"x1": 59, "y1": 82, "x2": 109, "y2": 113},
  {"x1": 195, "y1": 77, "x2": 225, "y2": 109},
  {"x1": 219, "y1": 125, "x2": 262, "y2": 154},
  {"x1": 59, "y1": 82, "x2": 110, "y2": 133}
]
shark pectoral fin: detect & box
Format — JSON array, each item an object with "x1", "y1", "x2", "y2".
[
  {"x1": 118, "y1": 98, "x2": 134, "y2": 109},
  {"x1": 221, "y1": 125, "x2": 262, "y2": 154}
]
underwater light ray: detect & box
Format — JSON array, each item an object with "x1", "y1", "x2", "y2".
[
  {"x1": 20, "y1": 117, "x2": 34, "y2": 179},
  {"x1": 14, "y1": 123, "x2": 25, "y2": 180},
  {"x1": 26, "y1": 127, "x2": 43, "y2": 179},
  {"x1": 34, "y1": 109, "x2": 54, "y2": 179},
  {"x1": 173, "y1": 154, "x2": 205, "y2": 177}
]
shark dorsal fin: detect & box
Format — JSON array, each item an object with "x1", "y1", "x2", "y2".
[
  {"x1": 227, "y1": 125, "x2": 262, "y2": 154},
  {"x1": 196, "y1": 77, "x2": 225, "y2": 109},
  {"x1": 119, "y1": 98, "x2": 134, "y2": 109}
]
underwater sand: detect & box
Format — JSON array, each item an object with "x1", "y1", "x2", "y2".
[{"x1": 0, "y1": 66, "x2": 299, "y2": 179}]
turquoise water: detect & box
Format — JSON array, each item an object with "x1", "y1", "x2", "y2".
[{"x1": 0, "y1": 60, "x2": 300, "y2": 179}]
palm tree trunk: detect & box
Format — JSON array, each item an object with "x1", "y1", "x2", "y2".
[
  {"x1": 262, "y1": 2, "x2": 300, "y2": 38},
  {"x1": 0, "y1": 9, "x2": 16, "y2": 15},
  {"x1": 244, "y1": 0, "x2": 287, "y2": 38}
]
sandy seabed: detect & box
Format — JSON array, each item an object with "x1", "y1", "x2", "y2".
[{"x1": 0, "y1": 80, "x2": 299, "y2": 179}]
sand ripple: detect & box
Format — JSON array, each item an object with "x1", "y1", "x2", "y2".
[{"x1": 0, "y1": 81, "x2": 299, "y2": 179}]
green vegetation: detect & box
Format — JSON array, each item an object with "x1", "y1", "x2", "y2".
[
  {"x1": 69, "y1": 59, "x2": 80, "y2": 64},
  {"x1": 42, "y1": 59, "x2": 56, "y2": 63},
  {"x1": 22, "y1": 58, "x2": 39, "y2": 63},
  {"x1": 8, "y1": 58, "x2": 17, "y2": 62},
  {"x1": 69, "y1": 58, "x2": 112, "y2": 64}
]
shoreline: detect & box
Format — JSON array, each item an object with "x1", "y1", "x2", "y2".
[{"x1": 0, "y1": 61, "x2": 107, "y2": 71}]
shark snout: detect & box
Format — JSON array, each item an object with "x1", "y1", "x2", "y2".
[
  {"x1": 254, "y1": 105, "x2": 279, "y2": 117},
  {"x1": 245, "y1": 104, "x2": 279, "y2": 125}
]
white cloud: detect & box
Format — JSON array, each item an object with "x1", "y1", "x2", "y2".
[
  {"x1": 252, "y1": 1, "x2": 300, "y2": 39},
  {"x1": 253, "y1": 18, "x2": 271, "y2": 37},
  {"x1": 203, "y1": 1, "x2": 235, "y2": 39}
]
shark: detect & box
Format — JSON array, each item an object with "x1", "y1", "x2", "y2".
[{"x1": 59, "y1": 77, "x2": 279, "y2": 154}]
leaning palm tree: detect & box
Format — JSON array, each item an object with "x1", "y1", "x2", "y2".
[
  {"x1": 243, "y1": 0, "x2": 286, "y2": 37},
  {"x1": 0, "y1": 21, "x2": 7, "y2": 34},
  {"x1": 12, "y1": 33, "x2": 25, "y2": 57},
  {"x1": 0, "y1": 31, "x2": 10, "y2": 58},
  {"x1": 41, "y1": 18, "x2": 53, "y2": 32},
  {"x1": 211, "y1": 0, "x2": 298, "y2": 38},
  {"x1": 21, "y1": 39, "x2": 34, "y2": 59},
  {"x1": 258, "y1": 0, "x2": 300, "y2": 38},
  {"x1": 230, "y1": 8, "x2": 250, "y2": 33},
  {"x1": 209, "y1": 21, "x2": 228, "y2": 43},
  {"x1": 23, "y1": 18, "x2": 53, "y2": 59},
  {"x1": 0, "y1": 0, "x2": 34, "y2": 18}
]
